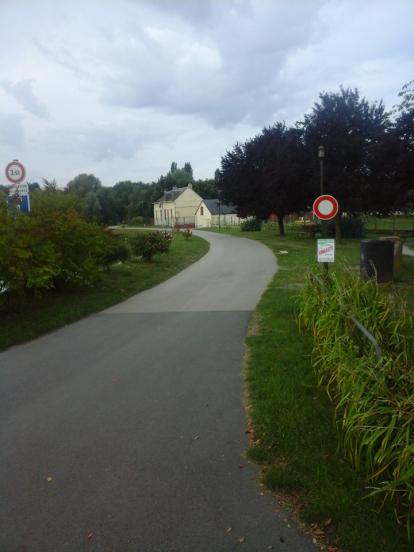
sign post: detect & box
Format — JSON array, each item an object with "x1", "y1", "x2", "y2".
[
  {"x1": 5, "y1": 160, "x2": 30, "y2": 213},
  {"x1": 313, "y1": 194, "x2": 339, "y2": 271}
]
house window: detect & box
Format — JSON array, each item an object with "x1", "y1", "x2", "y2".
[{"x1": 200, "y1": 206, "x2": 204, "y2": 216}]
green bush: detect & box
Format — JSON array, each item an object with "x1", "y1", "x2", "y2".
[
  {"x1": 297, "y1": 270, "x2": 414, "y2": 536},
  {"x1": 327, "y1": 215, "x2": 365, "y2": 238},
  {"x1": 130, "y1": 231, "x2": 172, "y2": 261},
  {"x1": 0, "y1": 208, "x2": 60, "y2": 295},
  {"x1": 128, "y1": 216, "x2": 145, "y2": 226},
  {"x1": 241, "y1": 217, "x2": 262, "y2": 231},
  {"x1": 99, "y1": 232, "x2": 131, "y2": 270},
  {"x1": 0, "y1": 208, "x2": 114, "y2": 297},
  {"x1": 47, "y1": 211, "x2": 110, "y2": 288}
]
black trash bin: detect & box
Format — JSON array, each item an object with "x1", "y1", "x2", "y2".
[{"x1": 360, "y1": 239, "x2": 394, "y2": 283}]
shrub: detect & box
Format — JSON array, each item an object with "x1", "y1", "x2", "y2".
[
  {"x1": 0, "y1": 209, "x2": 60, "y2": 295},
  {"x1": 99, "y1": 233, "x2": 131, "y2": 270},
  {"x1": 327, "y1": 215, "x2": 365, "y2": 238},
  {"x1": 47, "y1": 211, "x2": 110, "y2": 288},
  {"x1": 0, "y1": 208, "x2": 114, "y2": 298},
  {"x1": 297, "y1": 269, "x2": 414, "y2": 535},
  {"x1": 182, "y1": 227, "x2": 192, "y2": 240},
  {"x1": 130, "y1": 231, "x2": 172, "y2": 261},
  {"x1": 241, "y1": 217, "x2": 262, "y2": 231},
  {"x1": 128, "y1": 216, "x2": 145, "y2": 226}
]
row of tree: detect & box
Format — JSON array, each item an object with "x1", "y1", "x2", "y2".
[
  {"x1": 217, "y1": 82, "x2": 414, "y2": 235},
  {"x1": 0, "y1": 162, "x2": 217, "y2": 226}
]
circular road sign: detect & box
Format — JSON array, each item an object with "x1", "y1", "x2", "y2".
[
  {"x1": 5, "y1": 159, "x2": 26, "y2": 184},
  {"x1": 313, "y1": 194, "x2": 339, "y2": 220}
]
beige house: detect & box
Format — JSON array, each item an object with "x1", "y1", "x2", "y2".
[
  {"x1": 153, "y1": 184, "x2": 202, "y2": 227},
  {"x1": 195, "y1": 199, "x2": 241, "y2": 228}
]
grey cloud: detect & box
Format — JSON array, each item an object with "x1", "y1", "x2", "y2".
[
  {"x1": 43, "y1": 122, "x2": 162, "y2": 162},
  {"x1": 0, "y1": 113, "x2": 25, "y2": 150},
  {"x1": 101, "y1": 1, "x2": 324, "y2": 127},
  {"x1": 1, "y1": 80, "x2": 50, "y2": 120}
]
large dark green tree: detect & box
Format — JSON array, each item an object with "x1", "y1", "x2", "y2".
[
  {"x1": 301, "y1": 87, "x2": 391, "y2": 234},
  {"x1": 394, "y1": 80, "x2": 414, "y2": 209},
  {"x1": 218, "y1": 123, "x2": 309, "y2": 235}
]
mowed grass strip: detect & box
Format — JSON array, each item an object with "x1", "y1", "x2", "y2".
[
  {"x1": 205, "y1": 225, "x2": 413, "y2": 551},
  {"x1": 0, "y1": 232, "x2": 209, "y2": 351}
]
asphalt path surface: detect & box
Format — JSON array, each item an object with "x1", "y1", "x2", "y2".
[{"x1": 0, "y1": 231, "x2": 317, "y2": 552}]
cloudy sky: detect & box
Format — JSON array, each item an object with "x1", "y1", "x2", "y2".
[{"x1": 0, "y1": 0, "x2": 413, "y2": 187}]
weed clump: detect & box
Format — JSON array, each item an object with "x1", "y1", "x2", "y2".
[{"x1": 298, "y1": 270, "x2": 414, "y2": 537}]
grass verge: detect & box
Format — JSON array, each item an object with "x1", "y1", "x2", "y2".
[
  {"x1": 0, "y1": 232, "x2": 209, "y2": 351},
  {"x1": 205, "y1": 225, "x2": 414, "y2": 551}
]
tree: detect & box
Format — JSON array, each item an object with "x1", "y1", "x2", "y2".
[
  {"x1": 66, "y1": 174, "x2": 101, "y2": 197},
  {"x1": 42, "y1": 178, "x2": 58, "y2": 193},
  {"x1": 28, "y1": 182, "x2": 41, "y2": 192},
  {"x1": 96, "y1": 187, "x2": 118, "y2": 225},
  {"x1": 393, "y1": 80, "x2": 414, "y2": 210},
  {"x1": 84, "y1": 191, "x2": 102, "y2": 222},
  {"x1": 192, "y1": 179, "x2": 217, "y2": 199},
  {"x1": 301, "y1": 87, "x2": 391, "y2": 236},
  {"x1": 218, "y1": 123, "x2": 309, "y2": 235},
  {"x1": 157, "y1": 163, "x2": 194, "y2": 191},
  {"x1": 183, "y1": 162, "x2": 193, "y2": 178}
]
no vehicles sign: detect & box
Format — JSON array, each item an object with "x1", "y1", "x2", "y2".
[{"x1": 317, "y1": 239, "x2": 335, "y2": 263}]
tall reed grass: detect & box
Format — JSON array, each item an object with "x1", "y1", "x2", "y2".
[{"x1": 297, "y1": 270, "x2": 414, "y2": 537}]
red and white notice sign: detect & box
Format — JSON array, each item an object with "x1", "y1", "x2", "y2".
[{"x1": 317, "y1": 239, "x2": 335, "y2": 263}]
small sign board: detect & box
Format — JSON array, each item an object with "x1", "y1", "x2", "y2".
[
  {"x1": 8, "y1": 182, "x2": 29, "y2": 196},
  {"x1": 317, "y1": 239, "x2": 335, "y2": 263},
  {"x1": 8, "y1": 181, "x2": 30, "y2": 213}
]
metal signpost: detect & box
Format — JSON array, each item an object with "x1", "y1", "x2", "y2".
[
  {"x1": 313, "y1": 194, "x2": 339, "y2": 271},
  {"x1": 5, "y1": 159, "x2": 30, "y2": 213}
]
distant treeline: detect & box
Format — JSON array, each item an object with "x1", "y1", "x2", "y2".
[{"x1": 0, "y1": 162, "x2": 217, "y2": 226}]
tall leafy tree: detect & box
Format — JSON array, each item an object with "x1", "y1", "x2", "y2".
[
  {"x1": 192, "y1": 178, "x2": 217, "y2": 199},
  {"x1": 301, "y1": 87, "x2": 391, "y2": 235},
  {"x1": 96, "y1": 187, "x2": 118, "y2": 225},
  {"x1": 66, "y1": 174, "x2": 101, "y2": 197},
  {"x1": 394, "y1": 80, "x2": 414, "y2": 210},
  {"x1": 218, "y1": 123, "x2": 309, "y2": 235},
  {"x1": 183, "y1": 162, "x2": 193, "y2": 178},
  {"x1": 84, "y1": 191, "x2": 102, "y2": 221}
]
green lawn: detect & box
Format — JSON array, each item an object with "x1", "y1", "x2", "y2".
[
  {"x1": 204, "y1": 225, "x2": 414, "y2": 551},
  {"x1": 365, "y1": 214, "x2": 414, "y2": 234},
  {"x1": 0, "y1": 232, "x2": 209, "y2": 351}
]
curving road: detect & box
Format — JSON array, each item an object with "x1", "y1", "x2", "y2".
[{"x1": 0, "y1": 231, "x2": 316, "y2": 551}]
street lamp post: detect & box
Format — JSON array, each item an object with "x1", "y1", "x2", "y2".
[
  {"x1": 218, "y1": 190, "x2": 222, "y2": 231},
  {"x1": 318, "y1": 145, "x2": 329, "y2": 272},
  {"x1": 318, "y1": 145, "x2": 325, "y2": 196}
]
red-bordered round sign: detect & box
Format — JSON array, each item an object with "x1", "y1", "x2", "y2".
[
  {"x1": 313, "y1": 195, "x2": 339, "y2": 220},
  {"x1": 5, "y1": 160, "x2": 26, "y2": 184}
]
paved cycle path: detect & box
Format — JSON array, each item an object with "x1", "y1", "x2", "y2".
[{"x1": 0, "y1": 231, "x2": 316, "y2": 551}]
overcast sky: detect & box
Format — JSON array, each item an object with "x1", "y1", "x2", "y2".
[{"x1": 1, "y1": 0, "x2": 413, "y2": 187}]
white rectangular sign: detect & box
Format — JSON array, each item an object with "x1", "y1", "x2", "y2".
[
  {"x1": 9, "y1": 183, "x2": 29, "y2": 196},
  {"x1": 317, "y1": 239, "x2": 335, "y2": 263}
]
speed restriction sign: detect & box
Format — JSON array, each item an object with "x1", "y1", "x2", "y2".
[{"x1": 5, "y1": 160, "x2": 26, "y2": 184}]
